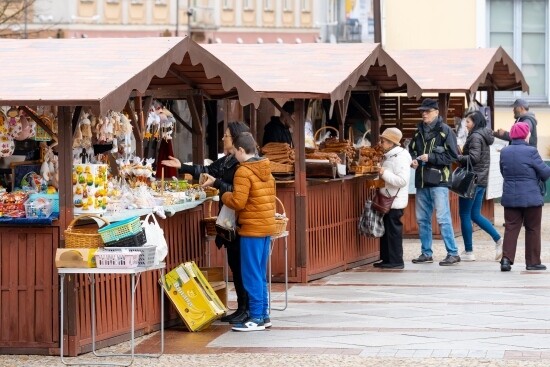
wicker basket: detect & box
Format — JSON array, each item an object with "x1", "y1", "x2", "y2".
[
  {"x1": 313, "y1": 126, "x2": 339, "y2": 149},
  {"x1": 273, "y1": 196, "x2": 289, "y2": 237},
  {"x1": 65, "y1": 215, "x2": 109, "y2": 248},
  {"x1": 201, "y1": 200, "x2": 217, "y2": 237}
]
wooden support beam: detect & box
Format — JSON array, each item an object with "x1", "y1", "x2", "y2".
[
  {"x1": 20, "y1": 106, "x2": 58, "y2": 142},
  {"x1": 57, "y1": 106, "x2": 73, "y2": 238},
  {"x1": 187, "y1": 95, "x2": 205, "y2": 164},
  {"x1": 293, "y1": 99, "x2": 307, "y2": 273},
  {"x1": 70, "y1": 106, "x2": 82, "y2": 135},
  {"x1": 350, "y1": 96, "x2": 373, "y2": 119},
  {"x1": 169, "y1": 108, "x2": 194, "y2": 134},
  {"x1": 369, "y1": 90, "x2": 383, "y2": 143},
  {"x1": 487, "y1": 88, "x2": 495, "y2": 130},
  {"x1": 438, "y1": 93, "x2": 450, "y2": 122}
]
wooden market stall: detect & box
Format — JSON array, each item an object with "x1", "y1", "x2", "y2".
[
  {"x1": 202, "y1": 42, "x2": 422, "y2": 282},
  {"x1": 0, "y1": 37, "x2": 260, "y2": 356},
  {"x1": 386, "y1": 47, "x2": 529, "y2": 237}
]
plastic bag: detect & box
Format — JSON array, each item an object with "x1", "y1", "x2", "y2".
[
  {"x1": 216, "y1": 205, "x2": 236, "y2": 229},
  {"x1": 215, "y1": 205, "x2": 236, "y2": 242},
  {"x1": 142, "y1": 212, "x2": 168, "y2": 264}
]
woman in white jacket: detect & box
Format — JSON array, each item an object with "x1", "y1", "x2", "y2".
[{"x1": 373, "y1": 128, "x2": 412, "y2": 269}]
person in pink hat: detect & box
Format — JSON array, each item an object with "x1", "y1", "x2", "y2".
[{"x1": 499, "y1": 122, "x2": 550, "y2": 272}]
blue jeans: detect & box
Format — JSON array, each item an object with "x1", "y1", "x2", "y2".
[
  {"x1": 459, "y1": 186, "x2": 501, "y2": 252},
  {"x1": 415, "y1": 187, "x2": 458, "y2": 257}
]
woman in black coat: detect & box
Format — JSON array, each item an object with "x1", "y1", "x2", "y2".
[
  {"x1": 456, "y1": 111, "x2": 502, "y2": 262},
  {"x1": 162, "y1": 121, "x2": 250, "y2": 323}
]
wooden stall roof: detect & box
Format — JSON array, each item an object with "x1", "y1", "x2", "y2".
[
  {"x1": 0, "y1": 37, "x2": 260, "y2": 114},
  {"x1": 202, "y1": 43, "x2": 422, "y2": 102},
  {"x1": 387, "y1": 47, "x2": 529, "y2": 94}
]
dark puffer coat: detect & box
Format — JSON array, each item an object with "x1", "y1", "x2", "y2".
[
  {"x1": 499, "y1": 140, "x2": 550, "y2": 208},
  {"x1": 457, "y1": 127, "x2": 494, "y2": 187}
]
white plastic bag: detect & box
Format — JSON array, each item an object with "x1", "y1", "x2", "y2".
[
  {"x1": 216, "y1": 205, "x2": 236, "y2": 229},
  {"x1": 142, "y1": 212, "x2": 168, "y2": 265}
]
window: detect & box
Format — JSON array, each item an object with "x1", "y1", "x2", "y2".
[
  {"x1": 264, "y1": 0, "x2": 273, "y2": 11},
  {"x1": 283, "y1": 0, "x2": 292, "y2": 12},
  {"x1": 489, "y1": 0, "x2": 548, "y2": 102},
  {"x1": 154, "y1": 0, "x2": 167, "y2": 5},
  {"x1": 301, "y1": 0, "x2": 311, "y2": 12},
  {"x1": 223, "y1": 0, "x2": 233, "y2": 10},
  {"x1": 243, "y1": 0, "x2": 254, "y2": 10}
]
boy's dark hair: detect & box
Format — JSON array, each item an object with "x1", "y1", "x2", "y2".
[
  {"x1": 233, "y1": 132, "x2": 257, "y2": 155},
  {"x1": 227, "y1": 121, "x2": 250, "y2": 139}
]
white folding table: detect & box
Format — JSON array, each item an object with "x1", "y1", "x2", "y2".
[{"x1": 58, "y1": 263, "x2": 165, "y2": 366}]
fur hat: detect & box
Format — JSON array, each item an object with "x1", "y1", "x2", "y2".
[
  {"x1": 510, "y1": 122, "x2": 530, "y2": 140},
  {"x1": 380, "y1": 127, "x2": 402, "y2": 146}
]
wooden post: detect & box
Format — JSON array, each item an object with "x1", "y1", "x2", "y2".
[
  {"x1": 438, "y1": 93, "x2": 450, "y2": 122},
  {"x1": 57, "y1": 106, "x2": 74, "y2": 241},
  {"x1": 293, "y1": 99, "x2": 307, "y2": 281},
  {"x1": 187, "y1": 94, "x2": 204, "y2": 164},
  {"x1": 369, "y1": 90, "x2": 383, "y2": 143},
  {"x1": 486, "y1": 88, "x2": 495, "y2": 129}
]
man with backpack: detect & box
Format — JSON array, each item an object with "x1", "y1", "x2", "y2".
[{"x1": 494, "y1": 98, "x2": 538, "y2": 147}]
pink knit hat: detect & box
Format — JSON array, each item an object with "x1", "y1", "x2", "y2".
[{"x1": 509, "y1": 122, "x2": 530, "y2": 140}]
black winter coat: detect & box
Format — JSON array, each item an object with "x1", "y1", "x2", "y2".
[
  {"x1": 178, "y1": 154, "x2": 239, "y2": 247},
  {"x1": 457, "y1": 127, "x2": 494, "y2": 187},
  {"x1": 409, "y1": 116, "x2": 459, "y2": 188}
]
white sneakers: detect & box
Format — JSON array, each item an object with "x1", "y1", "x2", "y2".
[
  {"x1": 495, "y1": 238, "x2": 503, "y2": 261},
  {"x1": 461, "y1": 251, "x2": 476, "y2": 261}
]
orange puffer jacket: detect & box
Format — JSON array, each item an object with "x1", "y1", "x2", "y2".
[{"x1": 222, "y1": 157, "x2": 276, "y2": 237}]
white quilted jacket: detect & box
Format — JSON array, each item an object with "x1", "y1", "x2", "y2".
[{"x1": 379, "y1": 146, "x2": 412, "y2": 209}]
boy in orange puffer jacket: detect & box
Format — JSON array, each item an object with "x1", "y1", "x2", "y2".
[{"x1": 222, "y1": 132, "x2": 276, "y2": 331}]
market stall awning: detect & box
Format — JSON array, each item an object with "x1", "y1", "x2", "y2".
[
  {"x1": 0, "y1": 37, "x2": 260, "y2": 115},
  {"x1": 202, "y1": 43, "x2": 422, "y2": 102},
  {"x1": 387, "y1": 47, "x2": 529, "y2": 94}
]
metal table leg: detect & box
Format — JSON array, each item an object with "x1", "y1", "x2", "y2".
[
  {"x1": 269, "y1": 233, "x2": 288, "y2": 312},
  {"x1": 60, "y1": 269, "x2": 165, "y2": 366}
]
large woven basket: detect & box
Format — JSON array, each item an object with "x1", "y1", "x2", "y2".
[
  {"x1": 201, "y1": 200, "x2": 217, "y2": 237},
  {"x1": 273, "y1": 196, "x2": 289, "y2": 237},
  {"x1": 313, "y1": 126, "x2": 339, "y2": 149},
  {"x1": 65, "y1": 215, "x2": 109, "y2": 248}
]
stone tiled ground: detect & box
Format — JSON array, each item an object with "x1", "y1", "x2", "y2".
[{"x1": 2, "y1": 205, "x2": 550, "y2": 367}]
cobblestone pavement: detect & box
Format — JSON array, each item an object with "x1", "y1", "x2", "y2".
[{"x1": 2, "y1": 205, "x2": 550, "y2": 367}]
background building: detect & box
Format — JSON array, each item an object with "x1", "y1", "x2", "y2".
[{"x1": 380, "y1": 0, "x2": 550, "y2": 156}]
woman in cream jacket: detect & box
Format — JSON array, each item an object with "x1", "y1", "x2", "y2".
[{"x1": 374, "y1": 128, "x2": 412, "y2": 269}]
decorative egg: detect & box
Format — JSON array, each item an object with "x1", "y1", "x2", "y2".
[{"x1": 0, "y1": 135, "x2": 15, "y2": 158}]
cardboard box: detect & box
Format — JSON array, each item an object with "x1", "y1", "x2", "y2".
[
  {"x1": 55, "y1": 248, "x2": 98, "y2": 268},
  {"x1": 160, "y1": 262, "x2": 227, "y2": 332}
]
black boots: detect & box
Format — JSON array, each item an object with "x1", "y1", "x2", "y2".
[
  {"x1": 501, "y1": 257, "x2": 511, "y2": 272},
  {"x1": 220, "y1": 309, "x2": 248, "y2": 324}
]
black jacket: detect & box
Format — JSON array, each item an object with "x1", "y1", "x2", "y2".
[
  {"x1": 178, "y1": 155, "x2": 240, "y2": 248},
  {"x1": 262, "y1": 116, "x2": 293, "y2": 147},
  {"x1": 409, "y1": 116, "x2": 459, "y2": 188},
  {"x1": 458, "y1": 127, "x2": 494, "y2": 187}
]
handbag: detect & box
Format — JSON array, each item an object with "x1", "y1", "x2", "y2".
[
  {"x1": 215, "y1": 205, "x2": 237, "y2": 242},
  {"x1": 358, "y1": 200, "x2": 385, "y2": 238},
  {"x1": 450, "y1": 158, "x2": 478, "y2": 199},
  {"x1": 142, "y1": 213, "x2": 168, "y2": 265},
  {"x1": 371, "y1": 188, "x2": 400, "y2": 215}
]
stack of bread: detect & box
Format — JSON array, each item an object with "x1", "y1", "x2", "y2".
[
  {"x1": 305, "y1": 151, "x2": 341, "y2": 164},
  {"x1": 319, "y1": 137, "x2": 356, "y2": 162},
  {"x1": 261, "y1": 142, "x2": 295, "y2": 173},
  {"x1": 350, "y1": 145, "x2": 385, "y2": 174}
]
